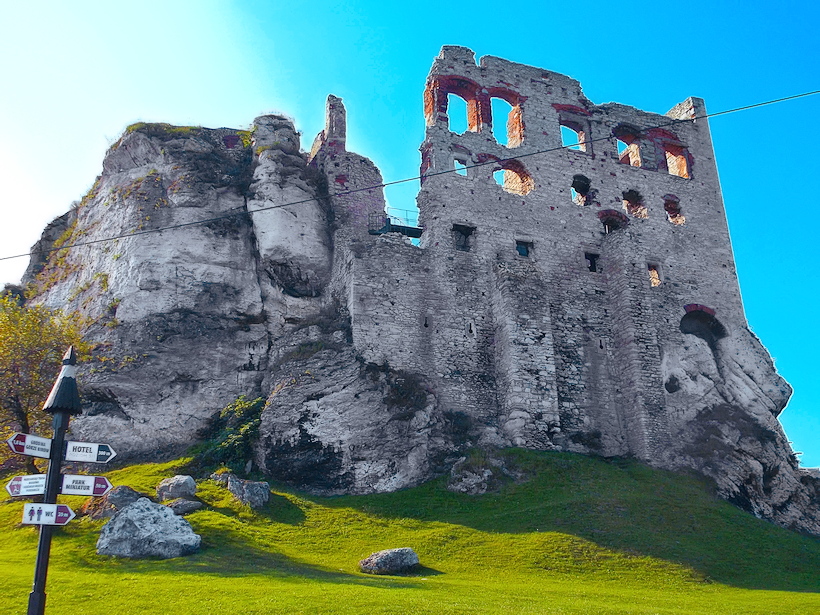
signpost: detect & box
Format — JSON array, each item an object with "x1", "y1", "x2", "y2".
[
  {"x1": 1, "y1": 347, "x2": 121, "y2": 615},
  {"x1": 21, "y1": 504, "x2": 76, "y2": 527},
  {"x1": 6, "y1": 475, "x2": 113, "y2": 498}
]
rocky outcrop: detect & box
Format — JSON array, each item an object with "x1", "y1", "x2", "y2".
[
  {"x1": 79, "y1": 485, "x2": 143, "y2": 520},
  {"x1": 96, "y1": 498, "x2": 201, "y2": 558},
  {"x1": 211, "y1": 472, "x2": 270, "y2": 508}
]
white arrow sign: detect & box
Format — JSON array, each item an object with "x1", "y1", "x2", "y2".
[
  {"x1": 60, "y1": 475, "x2": 113, "y2": 496},
  {"x1": 22, "y1": 503, "x2": 76, "y2": 526},
  {"x1": 6, "y1": 433, "x2": 51, "y2": 459},
  {"x1": 5, "y1": 475, "x2": 47, "y2": 497},
  {"x1": 6, "y1": 474, "x2": 114, "y2": 497},
  {"x1": 64, "y1": 441, "x2": 117, "y2": 463}
]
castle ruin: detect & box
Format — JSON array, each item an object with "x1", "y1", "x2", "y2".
[{"x1": 23, "y1": 47, "x2": 820, "y2": 534}]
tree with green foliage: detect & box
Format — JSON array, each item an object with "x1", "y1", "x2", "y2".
[{"x1": 0, "y1": 292, "x2": 88, "y2": 471}]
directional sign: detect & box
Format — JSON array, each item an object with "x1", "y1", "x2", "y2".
[
  {"x1": 5, "y1": 475, "x2": 47, "y2": 497},
  {"x1": 63, "y1": 441, "x2": 117, "y2": 463},
  {"x1": 22, "y1": 503, "x2": 75, "y2": 526},
  {"x1": 6, "y1": 433, "x2": 51, "y2": 459},
  {"x1": 60, "y1": 475, "x2": 113, "y2": 496},
  {"x1": 6, "y1": 474, "x2": 113, "y2": 497}
]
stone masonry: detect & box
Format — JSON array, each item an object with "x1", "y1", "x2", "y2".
[{"x1": 22, "y1": 47, "x2": 819, "y2": 534}]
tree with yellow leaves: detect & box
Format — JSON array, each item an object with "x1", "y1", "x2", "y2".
[{"x1": 0, "y1": 291, "x2": 88, "y2": 471}]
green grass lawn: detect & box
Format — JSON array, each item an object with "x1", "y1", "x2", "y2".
[{"x1": 0, "y1": 450, "x2": 818, "y2": 614}]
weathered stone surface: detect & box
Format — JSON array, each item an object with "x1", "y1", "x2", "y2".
[
  {"x1": 211, "y1": 472, "x2": 270, "y2": 508},
  {"x1": 156, "y1": 475, "x2": 197, "y2": 501},
  {"x1": 447, "y1": 454, "x2": 525, "y2": 495},
  {"x1": 21, "y1": 47, "x2": 820, "y2": 535},
  {"x1": 96, "y1": 498, "x2": 201, "y2": 558},
  {"x1": 167, "y1": 498, "x2": 205, "y2": 516},
  {"x1": 359, "y1": 548, "x2": 420, "y2": 575},
  {"x1": 79, "y1": 485, "x2": 143, "y2": 520}
]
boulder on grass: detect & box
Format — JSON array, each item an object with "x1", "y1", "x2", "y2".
[
  {"x1": 156, "y1": 475, "x2": 197, "y2": 501},
  {"x1": 96, "y1": 498, "x2": 201, "y2": 559},
  {"x1": 79, "y1": 485, "x2": 143, "y2": 520},
  {"x1": 167, "y1": 498, "x2": 205, "y2": 516},
  {"x1": 359, "y1": 548, "x2": 420, "y2": 575},
  {"x1": 211, "y1": 472, "x2": 270, "y2": 509}
]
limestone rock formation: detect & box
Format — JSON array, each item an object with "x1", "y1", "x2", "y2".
[
  {"x1": 79, "y1": 485, "x2": 143, "y2": 520},
  {"x1": 20, "y1": 48, "x2": 820, "y2": 535},
  {"x1": 211, "y1": 472, "x2": 270, "y2": 509},
  {"x1": 96, "y1": 498, "x2": 201, "y2": 558}
]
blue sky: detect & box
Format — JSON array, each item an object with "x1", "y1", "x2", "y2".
[{"x1": 1, "y1": 1, "x2": 818, "y2": 465}]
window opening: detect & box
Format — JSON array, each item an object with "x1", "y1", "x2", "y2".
[
  {"x1": 494, "y1": 160, "x2": 534, "y2": 195},
  {"x1": 452, "y1": 224, "x2": 475, "y2": 252},
  {"x1": 560, "y1": 122, "x2": 586, "y2": 152},
  {"x1": 585, "y1": 252, "x2": 600, "y2": 272},
  {"x1": 454, "y1": 159, "x2": 468, "y2": 177},
  {"x1": 663, "y1": 144, "x2": 689, "y2": 178},
  {"x1": 571, "y1": 174, "x2": 591, "y2": 205},
  {"x1": 447, "y1": 93, "x2": 469, "y2": 134},
  {"x1": 598, "y1": 209, "x2": 628, "y2": 233},
  {"x1": 623, "y1": 189, "x2": 648, "y2": 218},
  {"x1": 515, "y1": 240, "x2": 532, "y2": 257},
  {"x1": 491, "y1": 98, "x2": 514, "y2": 147},
  {"x1": 614, "y1": 127, "x2": 642, "y2": 167},
  {"x1": 663, "y1": 196, "x2": 685, "y2": 225},
  {"x1": 648, "y1": 264, "x2": 661, "y2": 287}
]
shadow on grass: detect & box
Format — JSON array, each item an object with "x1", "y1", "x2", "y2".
[
  {"x1": 202, "y1": 492, "x2": 306, "y2": 526},
  {"x1": 314, "y1": 449, "x2": 820, "y2": 593},
  {"x1": 63, "y1": 523, "x2": 425, "y2": 590}
]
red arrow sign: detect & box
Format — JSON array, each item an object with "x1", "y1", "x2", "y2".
[{"x1": 22, "y1": 503, "x2": 76, "y2": 526}]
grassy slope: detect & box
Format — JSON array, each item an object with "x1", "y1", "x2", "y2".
[{"x1": 0, "y1": 450, "x2": 817, "y2": 614}]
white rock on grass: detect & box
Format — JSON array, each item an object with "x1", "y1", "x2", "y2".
[
  {"x1": 156, "y1": 475, "x2": 197, "y2": 501},
  {"x1": 96, "y1": 498, "x2": 201, "y2": 559}
]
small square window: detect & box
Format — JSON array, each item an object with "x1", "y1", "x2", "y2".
[
  {"x1": 516, "y1": 240, "x2": 532, "y2": 257},
  {"x1": 585, "y1": 252, "x2": 600, "y2": 272}
]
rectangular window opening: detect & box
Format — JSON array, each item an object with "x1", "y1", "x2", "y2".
[
  {"x1": 454, "y1": 159, "x2": 468, "y2": 177},
  {"x1": 452, "y1": 224, "x2": 475, "y2": 252},
  {"x1": 515, "y1": 240, "x2": 532, "y2": 257},
  {"x1": 585, "y1": 252, "x2": 600, "y2": 273},
  {"x1": 648, "y1": 264, "x2": 662, "y2": 287}
]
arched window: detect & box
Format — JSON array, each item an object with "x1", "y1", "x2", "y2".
[
  {"x1": 571, "y1": 174, "x2": 591, "y2": 205},
  {"x1": 494, "y1": 160, "x2": 534, "y2": 195},
  {"x1": 663, "y1": 195, "x2": 685, "y2": 225},
  {"x1": 560, "y1": 121, "x2": 587, "y2": 152},
  {"x1": 613, "y1": 125, "x2": 642, "y2": 167},
  {"x1": 598, "y1": 209, "x2": 629, "y2": 233},
  {"x1": 488, "y1": 87, "x2": 525, "y2": 148},
  {"x1": 623, "y1": 189, "x2": 648, "y2": 218}
]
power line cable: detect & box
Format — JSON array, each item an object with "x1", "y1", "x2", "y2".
[{"x1": 1, "y1": 89, "x2": 818, "y2": 265}]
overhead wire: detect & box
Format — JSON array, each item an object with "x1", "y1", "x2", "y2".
[{"x1": 0, "y1": 89, "x2": 818, "y2": 265}]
